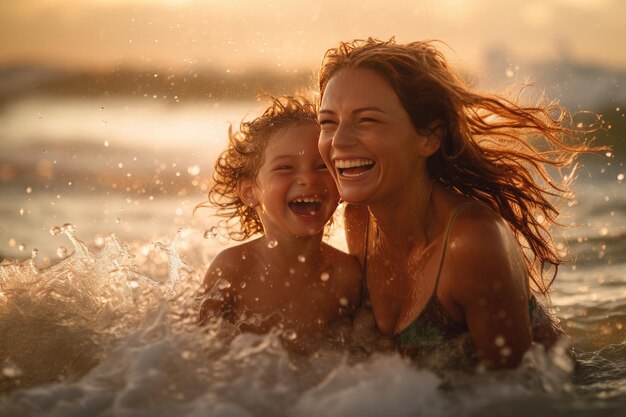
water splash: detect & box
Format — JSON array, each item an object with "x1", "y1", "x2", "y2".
[{"x1": 1, "y1": 227, "x2": 625, "y2": 416}]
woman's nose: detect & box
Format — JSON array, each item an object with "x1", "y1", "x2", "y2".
[{"x1": 331, "y1": 123, "x2": 357, "y2": 148}]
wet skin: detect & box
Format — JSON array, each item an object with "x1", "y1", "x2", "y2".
[{"x1": 319, "y1": 68, "x2": 534, "y2": 368}]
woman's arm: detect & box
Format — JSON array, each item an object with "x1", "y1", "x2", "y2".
[{"x1": 447, "y1": 211, "x2": 532, "y2": 369}]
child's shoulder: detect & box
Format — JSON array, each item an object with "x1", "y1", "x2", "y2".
[
  {"x1": 320, "y1": 243, "x2": 362, "y2": 282},
  {"x1": 204, "y1": 240, "x2": 259, "y2": 285},
  {"x1": 321, "y1": 242, "x2": 358, "y2": 261}
]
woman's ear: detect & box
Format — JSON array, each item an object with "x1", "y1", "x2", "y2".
[
  {"x1": 420, "y1": 120, "x2": 444, "y2": 157},
  {"x1": 238, "y1": 179, "x2": 259, "y2": 208}
]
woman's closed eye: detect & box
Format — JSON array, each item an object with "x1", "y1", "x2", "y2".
[{"x1": 319, "y1": 118, "x2": 337, "y2": 128}]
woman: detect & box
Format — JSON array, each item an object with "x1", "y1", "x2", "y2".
[{"x1": 317, "y1": 38, "x2": 591, "y2": 369}]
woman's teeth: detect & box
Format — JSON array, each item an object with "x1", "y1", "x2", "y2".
[{"x1": 335, "y1": 159, "x2": 375, "y2": 177}]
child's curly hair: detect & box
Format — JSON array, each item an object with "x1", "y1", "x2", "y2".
[{"x1": 199, "y1": 95, "x2": 318, "y2": 240}]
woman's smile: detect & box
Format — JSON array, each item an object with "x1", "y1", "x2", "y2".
[
  {"x1": 334, "y1": 158, "x2": 376, "y2": 177},
  {"x1": 319, "y1": 68, "x2": 425, "y2": 204}
]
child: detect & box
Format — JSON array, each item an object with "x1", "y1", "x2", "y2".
[{"x1": 198, "y1": 96, "x2": 362, "y2": 352}]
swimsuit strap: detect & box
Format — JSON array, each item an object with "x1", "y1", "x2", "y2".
[{"x1": 432, "y1": 201, "x2": 477, "y2": 291}]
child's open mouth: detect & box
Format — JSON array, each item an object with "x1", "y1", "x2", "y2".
[
  {"x1": 288, "y1": 196, "x2": 322, "y2": 216},
  {"x1": 335, "y1": 159, "x2": 375, "y2": 177}
]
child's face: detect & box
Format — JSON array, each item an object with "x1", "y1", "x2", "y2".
[{"x1": 245, "y1": 123, "x2": 339, "y2": 238}]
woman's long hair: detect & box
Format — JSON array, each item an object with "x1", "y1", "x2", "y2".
[{"x1": 319, "y1": 38, "x2": 601, "y2": 293}]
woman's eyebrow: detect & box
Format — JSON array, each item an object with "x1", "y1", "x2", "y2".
[{"x1": 319, "y1": 107, "x2": 386, "y2": 115}]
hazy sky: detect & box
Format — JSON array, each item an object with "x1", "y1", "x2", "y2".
[{"x1": 1, "y1": 0, "x2": 624, "y2": 72}]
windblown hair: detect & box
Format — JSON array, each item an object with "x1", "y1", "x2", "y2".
[
  {"x1": 319, "y1": 38, "x2": 600, "y2": 293},
  {"x1": 198, "y1": 95, "x2": 318, "y2": 241}
]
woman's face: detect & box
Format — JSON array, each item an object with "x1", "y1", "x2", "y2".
[{"x1": 318, "y1": 68, "x2": 429, "y2": 205}]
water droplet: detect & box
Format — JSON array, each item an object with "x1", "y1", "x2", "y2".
[
  {"x1": 31, "y1": 248, "x2": 39, "y2": 258},
  {"x1": 2, "y1": 364, "x2": 22, "y2": 378},
  {"x1": 600, "y1": 227, "x2": 608, "y2": 236},
  {"x1": 240, "y1": 282, "x2": 247, "y2": 288},
  {"x1": 320, "y1": 272, "x2": 330, "y2": 282},
  {"x1": 618, "y1": 173, "x2": 624, "y2": 181},
  {"x1": 104, "y1": 140, "x2": 109, "y2": 147},
  {"x1": 57, "y1": 246, "x2": 68, "y2": 258},
  {"x1": 289, "y1": 268, "x2": 295, "y2": 274},
  {"x1": 62, "y1": 223, "x2": 76, "y2": 235},
  {"x1": 118, "y1": 162, "x2": 123, "y2": 168},
  {"x1": 339, "y1": 297, "x2": 349, "y2": 306},
  {"x1": 298, "y1": 255, "x2": 306, "y2": 263},
  {"x1": 19, "y1": 208, "x2": 24, "y2": 216},
  {"x1": 8, "y1": 238, "x2": 16, "y2": 247},
  {"x1": 217, "y1": 279, "x2": 231, "y2": 290},
  {"x1": 203, "y1": 226, "x2": 218, "y2": 239},
  {"x1": 283, "y1": 329, "x2": 297, "y2": 341},
  {"x1": 94, "y1": 236, "x2": 105, "y2": 246},
  {"x1": 18, "y1": 244, "x2": 26, "y2": 251},
  {"x1": 267, "y1": 239, "x2": 278, "y2": 248},
  {"x1": 26, "y1": 186, "x2": 32, "y2": 194},
  {"x1": 495, "y1": 335, "x2": 506, "y2": 347},
  {"x1": 49, "y1": 226, "x2": 62, "y2": 236},
  {"x1": 187, "y1": 165, "x2": 201, "y2": 176},
  {"x1": 505, "y1": 68, "x2": 514, "y2": 78},
  {"x1": 606, "y1": 151, "x2": 612, "y2": 157}
]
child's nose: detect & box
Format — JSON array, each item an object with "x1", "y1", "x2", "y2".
[{"x1": 296, "y1": 169, "x2": 319, "y2": 186}]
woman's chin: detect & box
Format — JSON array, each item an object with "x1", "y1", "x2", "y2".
[{"x1": 338, "y1": 188, "x2": 374, "y2": 205}]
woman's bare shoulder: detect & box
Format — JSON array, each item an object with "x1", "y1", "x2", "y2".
[
  {"x1": 450, "y1": 203, "x2": 519, "y2": 256},
  {"x1": 445, "y1": 202, "x2": 527, "y2": 299}
]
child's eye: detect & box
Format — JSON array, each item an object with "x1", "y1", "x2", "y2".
[
  {"x1": 317, "y1": 163, "x2": 328, "y2": 170},
  {"x1": 359, "y1": 117, "x2": 378, "y2": 123},
  {"x1": 274, "y1": 165, "x2": 292, "y2": 171}
]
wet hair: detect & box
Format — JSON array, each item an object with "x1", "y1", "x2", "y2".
[
  {"x1": 319, "y1": 38, "x2": 601, "y2": 293},
  {"x1": 198, "y1": 95, "x2": 318, "y2": 241}
]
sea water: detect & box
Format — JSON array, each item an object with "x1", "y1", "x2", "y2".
[{"x1": 1, "y1": 97, "x2": 625, "y2": 416}]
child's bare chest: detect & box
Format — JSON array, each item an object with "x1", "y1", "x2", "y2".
[{"x1": 235, "y1": 276, "x2": 341, "y2": 333}]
